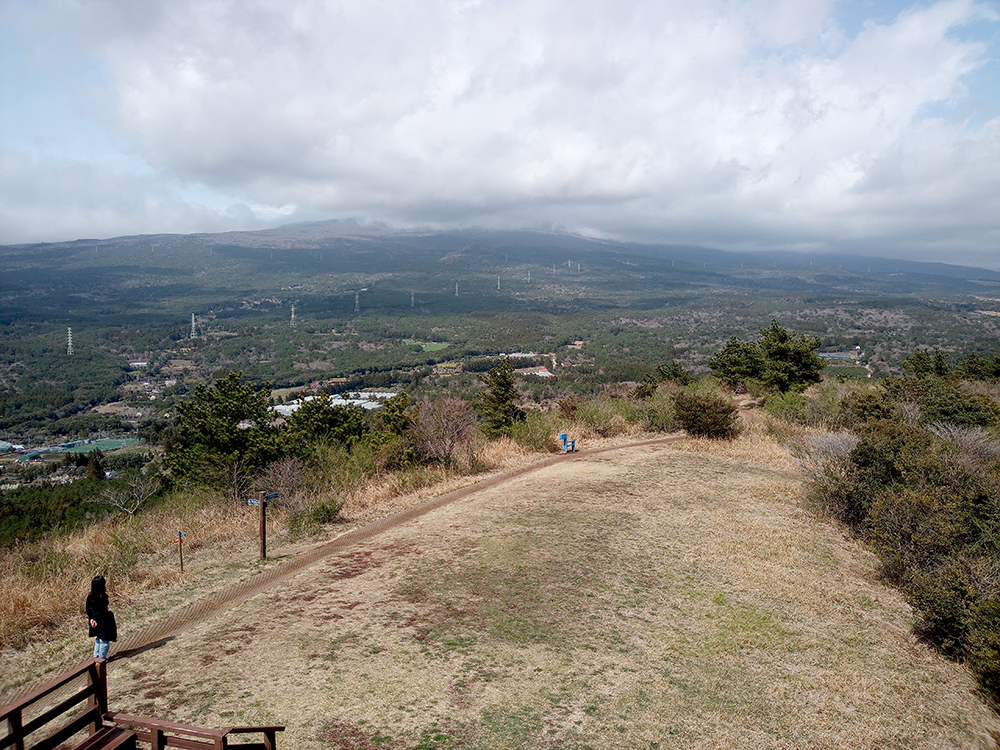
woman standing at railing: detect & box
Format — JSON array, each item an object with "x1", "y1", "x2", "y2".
[{"x1": 86, "y1": 575, "x2": 115, "y2": 659}]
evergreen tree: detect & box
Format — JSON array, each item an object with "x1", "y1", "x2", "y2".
[
  {"x1": 478, "y1": 359, "x2": 525, "y2": 436},
  {"x1": 165, "y1": 371, "x2": 281, "y2": 496},
  {"x1": 903, "y1": 348, "x2": 951, "y2": 378},
  {"x1": 756, "y1": 319, "x2": 825, "y2": 393},
  {"x1": 707, "y1": 337, "x2": 766, "y2": 390},
  {"x1": 85, "y1": 449, "x2": 105, "y2": 480},
  {"x1": 708, "y1": 320, "x2": 824, "y2": 393},
  {"x1": 286, "y1": 394, "x2": 369, "y2": 454}
]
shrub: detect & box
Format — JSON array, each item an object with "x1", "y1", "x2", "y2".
[
  {"x1": 848, "y1": 421, "x2": 936, "y2": 489},
  {"x1": 556, "y1": 394, "x2": 583, "y2": 419},
  {"x1": 838, "y1": 390, "x2": 899, "y2": 428},
  {"x1": 920, "y1": 382, "x2": 1000, "y2": 428},
  {"x1": 509, "y1": 411, "x2": 560, "y2": 453},
  {"x1": 966, "y1": 597, "x2": 1000, "y2": 699},
  {"x1": 368, "y1": 433, "x2": 416, "y2": 473},
  {"x1": 287, "y1": 496, "x2": 345, "y2": 537},
  {"x1": 763, "y1": 392, "x2": 809, "y2": 424},
  {"x1": 904, "y1": 561, "x2": 972, "y2": 659},
  {"x1": 880, "y1": 376, "x2": 930, "y2": 404},
  {"x1": 574, "y1": 399, "x2": 642, "y2": 437},
  {"x1": 673, "y1": 392, "x2": 740, "y2": 440},
  {"x1": 866, "y1": 488, "x2": 973, "y2": 583},
  {"x1": 642, "y1": 387, "x2": 677, "y2": 432},
  {"x1": 802, "y1": 383, "x2": 1000, "y2": 706},
  {"x1": 309, "y1": 498, "x2": 344, "y2": 525}
]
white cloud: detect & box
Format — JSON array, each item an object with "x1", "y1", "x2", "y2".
[
  {"x1": 0, "y1": 149, "x2": 293, "y2": 243},
  {"x1": 1, "y1": 0, "x2": 997, "y2": 265}
]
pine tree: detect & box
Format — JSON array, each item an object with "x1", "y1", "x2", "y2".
[
  {"x1": 708, "y1": 320, "x2": 824, "y2": 393},
  {"x1": 165, "y1": 371, "x2": 281, "y2": 498},
  {"x1": 478, "y1": 359, "x2": 525, "y2": 436},
  {"x1": 85, "y1": 449, "x2": 105, "y2": 480}
]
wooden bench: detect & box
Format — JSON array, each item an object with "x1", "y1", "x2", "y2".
[
  {"x1": 0, "y1": 658, "x2": 137, "y2": 750},
  {"x1": 105, "y1": 713, "x2": 283, "y2": 750}
]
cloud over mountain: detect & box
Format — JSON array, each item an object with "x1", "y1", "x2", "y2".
[{"x1": 2, "y1": 0, "x2": 998, "y2": 265}]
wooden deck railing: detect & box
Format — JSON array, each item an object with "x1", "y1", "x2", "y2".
[
  {"x1": 1, "y1": 660, "x2": 282, "y2": 750},
  {"x1": 105, "y1": 713, "x2": 283, "y2": 750},
  {"x1": 0, "y1": 659, "x2": 135, "y2": 750}
]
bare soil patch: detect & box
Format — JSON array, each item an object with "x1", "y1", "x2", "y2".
[{"x1": 89, "y1": 441, "x2": 999, "y2": 749}]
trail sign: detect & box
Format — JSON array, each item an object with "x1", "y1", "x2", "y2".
[
  {"x1": 247, "y1": 492, "x2": 279, "y2": 506},
  {"x1": 172, "y1": 530, "x2": 186, "y2": 573}
]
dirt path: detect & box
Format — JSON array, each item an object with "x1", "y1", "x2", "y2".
[
  {"x1": 99, "y1": 435, "x2": 998, "y2": 749},
  {"x1": 108, "y1": 435, "x2": 687, "y2": 664}
]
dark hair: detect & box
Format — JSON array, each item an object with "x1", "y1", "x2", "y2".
[{"x1": 90, "y1": 576, "x2": 106, "y2": 597}]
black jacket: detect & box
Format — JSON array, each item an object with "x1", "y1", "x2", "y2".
[{"x1": 86, "y1": 592, "x2": 109, "y2": 640}]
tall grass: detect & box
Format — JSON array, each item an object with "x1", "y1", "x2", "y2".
[
  {"x1": 1, "y1": 389, "x2": 691, "y2": 652},
  {"x1": 0, "y1": 490, "x2": 258, "y2": 649}
]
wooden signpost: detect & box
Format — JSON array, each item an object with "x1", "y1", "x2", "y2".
[
  {"x1": 172, "y1": 530, "x2": 186, "y2": 573},
  {"x1": 248, "y1": 492, "x2": 279, "y2": 560}
]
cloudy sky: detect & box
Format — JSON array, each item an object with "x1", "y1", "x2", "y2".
[{"x1": 1, "y1": 0, "x2": 998, "y2": 267}]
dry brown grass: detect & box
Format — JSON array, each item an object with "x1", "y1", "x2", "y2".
[
  {"x1": 673, "y1": 420, "x2": 801, "y2": 472},
  {"x1": 0, "y1": 491, "x2": 261, "y2": 653},
  {"x1": 4, "y1": 433, "x2": 989, "y2": 749},
  {"x1": 0, "y1": 436, "x2": 548, "y2": 664},
  {"x1": 337, "y1": 438, "x2": 543, "y2": 524},
  {"x1": 5, "y1": 430, "x2": 1000, "y2": 748}
]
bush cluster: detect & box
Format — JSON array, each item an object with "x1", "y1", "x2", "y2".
[
  {"x1": 803, "y1": 374, "x2": 1000, "y2": 703},
  {"x1": 673, "y1": 392, "x2": 740, "y2": 440}
]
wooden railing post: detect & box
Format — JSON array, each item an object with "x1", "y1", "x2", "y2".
[
  {"x1": 8, "y1": 711, "x2": 25, "y2": 750},
  {"x1": 86, "y1": 658, "x2": 108, "y2": 735}
]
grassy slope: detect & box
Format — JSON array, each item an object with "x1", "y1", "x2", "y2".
[{"x1": 58, "y1": 435, "x2": 998, "y2": 749}]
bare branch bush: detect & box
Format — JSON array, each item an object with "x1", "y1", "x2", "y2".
[
  {"x1": 900, "y1": 402, "x2": 922, "y2": 426},
  {"x1": 89, "y1": 474, "x2": 159, "y2": 519},
  {"x1": 793, "y1": 431, "x2": 858, "y2": 474},
  {"x1": 255, "y1": 457, "x2": 311, "y2": 513},
  {"x1": 409, "y1": 397, "x2": 477, "y2": 465},
  {"x1": 927, "y1": 422, "x2": 1000, "y2": 463}
]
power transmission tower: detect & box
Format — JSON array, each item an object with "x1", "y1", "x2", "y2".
[
  {"x1": 67, "y1": 327, "x2": 74, "y2": 356},
  {"x1": 290, "y1": 304, "x2": 296, "y2": 327},
  {"x1": 190, "y1": 314, "x2": 197, "y2": 339}
]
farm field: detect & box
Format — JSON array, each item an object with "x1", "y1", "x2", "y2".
[{"x1": 15, "y1": 435, "x2": 994, "y2": 749}]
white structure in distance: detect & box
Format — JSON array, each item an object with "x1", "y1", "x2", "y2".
[{"x1": 274, "y1": 392, "x2": 396, "y2": 417}]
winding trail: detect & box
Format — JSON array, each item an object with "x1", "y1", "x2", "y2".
[{"x1": 109, "y1": 435, "x2": 686, "y2": 663}]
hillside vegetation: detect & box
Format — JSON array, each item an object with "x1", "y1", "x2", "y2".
[
  {"x1": 4, "y1": 225, "x2": 1000, "y2": 443},
  {"x1": 5, "y1": 256, "x2": 1000, "y2": 744},
  {"x1": 4, "y1": 428, "x2": 999, "y2": 748}
]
